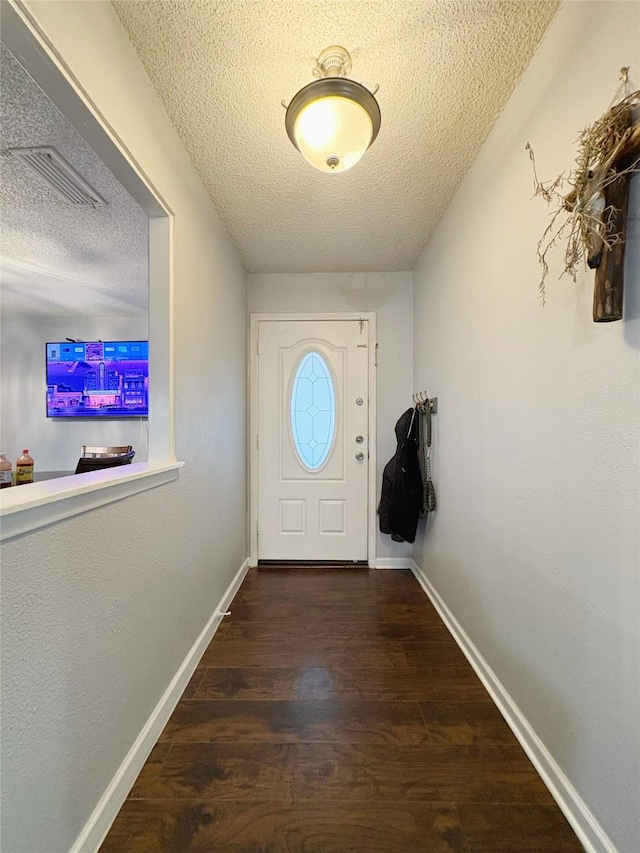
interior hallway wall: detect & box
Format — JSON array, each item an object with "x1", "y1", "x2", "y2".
[
  {"x1": 412, "y1": 3, "x2": 639, "y2": 851},
  {"x1": 248, "y1": 271, "x2": 414, "y2": 562},
  {"x1": 0, "y1": 315, "x2": 149, "y2": 470},
  {"x1": 0, "y1": 3, "x2": 247, "y2": 852}
]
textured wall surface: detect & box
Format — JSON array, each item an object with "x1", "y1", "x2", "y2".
[
  {"x1": 248, "y1": 272, "x2": 414, "y2": 561},
  {"x1": 113, "y1": 0, "x2": 559, "y2": 273},
  {"x1": 0, "y1": 315, "x2": 148, "y2": 470},
  {"x1": 0, "y1": 45, "x2": 148, "y2": 318},
  {"x1": 0, "y1": 2, "x2": 247, "y2": 852},
  {"x1": 412, "y1": 3, "x2": 639, "y2": 851}
]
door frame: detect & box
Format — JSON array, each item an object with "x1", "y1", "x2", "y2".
[{"x1": 249, "y1": 313, "x2": 377, "y2": 567}]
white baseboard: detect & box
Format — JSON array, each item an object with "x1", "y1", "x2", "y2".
[
  {"x1": 374, "y1": 557, "x2": 416, "y2": 569},
  {"x1": 71, "y1": 557, "x2": 251, "y2": 853},
  {"x1": 410, "y1": 559, "x2": 616, "y2": 853}
]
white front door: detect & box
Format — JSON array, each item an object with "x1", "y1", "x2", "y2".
[{"x1": 257, "y1": 319, "x2": 369, "y2": 561}]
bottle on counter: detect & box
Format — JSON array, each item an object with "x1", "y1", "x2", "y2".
[
  {"x1": 0, "y1": 453, "x2": 12, "y2": 488},
  {"x1": 16, "y1": 449, "x2": 34, "y2": 485}
]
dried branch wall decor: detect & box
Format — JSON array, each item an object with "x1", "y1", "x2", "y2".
[{"x1": 527, "y1": 69, "x2": 639, "y2": 320}]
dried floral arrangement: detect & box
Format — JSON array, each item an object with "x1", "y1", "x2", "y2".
[{"x1": 526, "y1": 72, "x2": 640, "y2": 304}]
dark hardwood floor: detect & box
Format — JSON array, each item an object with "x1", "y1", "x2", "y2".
[{"x1": 100, "y1": 567, "x2": 584, "y2": 852}]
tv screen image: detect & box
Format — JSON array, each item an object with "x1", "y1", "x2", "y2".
[{"x1": 46, "y1": 341, "x2": 149, "y2": 418}]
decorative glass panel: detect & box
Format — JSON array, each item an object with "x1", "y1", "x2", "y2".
[{"x1": 290, "y1": 351, "x2": 336, "y2": 469}]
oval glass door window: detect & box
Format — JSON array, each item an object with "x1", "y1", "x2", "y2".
[{"x1": 290, "y1": 351, "x2": 336, "y2": 470}]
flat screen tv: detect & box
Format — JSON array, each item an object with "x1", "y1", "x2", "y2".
[{"x1": 46, "y1": 341, "x2": 149, "y2": 418}]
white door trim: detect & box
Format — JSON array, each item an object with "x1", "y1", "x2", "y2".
[{"x1": 249, "y1": 313, "x2": 377, "y2": 567}]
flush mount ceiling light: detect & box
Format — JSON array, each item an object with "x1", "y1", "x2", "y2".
[{"x1": 284, "y1": 46, "x2": 381, "y2": 174}]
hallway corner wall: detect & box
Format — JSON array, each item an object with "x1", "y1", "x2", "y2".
[
  {"x1": 0, "y1": 3, "x2": 248, "y2": 852},
  {"x1": 412, "y1": 3, "x2": 639, "y2": 852},
  {"x1": 248, "y1": 271, "x2": 414, "y2": 562}
]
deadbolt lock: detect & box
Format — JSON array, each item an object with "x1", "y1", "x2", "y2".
[{"x1": 355, "y1": 435, "x2": 364, "y2": 443}]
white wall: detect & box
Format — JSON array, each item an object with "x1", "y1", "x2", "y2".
[
  {"x1": 249, "y1": 272, "x2": 414, "y2": 561},
  {"x1": 0, "y1": 315, "x2": 149, "y2": 470},
  {"x1": 0, "y1": 3, "x2": 247, "y2": 853},
  {"x1": 412, "y1": 3, "x2": 639, "y2": 852}
]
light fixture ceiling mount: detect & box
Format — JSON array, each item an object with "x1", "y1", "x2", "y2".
[
  {"x1": 312, "y1": 45, "x2": 353, "y2": 79},
  {"x1": 284, "y1": 46, "x2": 381, "y2": 174}
]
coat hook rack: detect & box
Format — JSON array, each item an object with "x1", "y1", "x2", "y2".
[{"x1": 413, "y1": 391, "x2": 438, "y2": 414}]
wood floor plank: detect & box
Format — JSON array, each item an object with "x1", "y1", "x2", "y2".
[
  {"x1": 100, "y1": 800, "x2": 467, "y2": 853},
  {"x1": 237, "y1": 572, "x2": 379, "y2": 593},
  {"x1": 227, "y1": 603, "x2": 383, "y2": 622},
  {"x1": 224, "y1": 619, "x2": 452, "y2": 642},
  {"x1": 181, "y1": 668, "x2": 206, "y2": 700},
  {"x1": 380, "y1": 602, "x2": 443, "y2": 623},
  {"x1": 126, "y1": 743, "x2": 174, "y2": 797},
  {"x1": 128, "y1": 742, "x2": 555, "y2": 805},
  {"x1": 199, "y1": 638, "x2": 411, "y2": 669},
  {"x1": 237, "y1": 569, "x2": 424, "y2": 606},
  {"x1": 212, "y1": 618, "x2": 231, "y2": 637},
  {"x1": 402, "y1": 640, "x2": 470, "y2": 668},
  {"x1": 457, "y1": 803, "x2": 585, "y2": 851},
  {"x1": 160, "y1": 699, "x2": 429, "y2": 744},
  {"x1": 193, "y1": 665, "x2": 489, "y2": 701},
  {"x1": 237, "y1": 568, "x2": 421, "y2": 594},
  {"x1": 146, "y1": 742, "x2": 172, "y2": 764},
  {"x1": 238, "y1": 587, "x2": 423, "y2": 606},
  {"x1": 419, "y1": 701, "x2": 515, "y2": 745}
]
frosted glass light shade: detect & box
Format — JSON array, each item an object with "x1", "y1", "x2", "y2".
[
  {"x1": 286, "y1": 78, "x2": 381, "y2": 174},
  {"x1": 294, "y1": 96, "x2": 372, "y2": 173}
]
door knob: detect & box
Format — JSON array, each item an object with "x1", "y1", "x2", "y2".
[{"x1": 355, "y1": 452, "x2": 364, "y2": 461}]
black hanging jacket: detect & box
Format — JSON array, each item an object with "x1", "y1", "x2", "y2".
[{"x1": 378, "y1": 408, "x2": 423, "y2": 543}]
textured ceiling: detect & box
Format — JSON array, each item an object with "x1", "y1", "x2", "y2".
[
  {"x1": 0, "y1": 45, "x2": 148, "y2": 318},
  {"x1": 113, "y1": 0, "x2": 559, "y2": 273}
]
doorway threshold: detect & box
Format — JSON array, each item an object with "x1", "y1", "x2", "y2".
[{"x1": 257, "y1": 560, "x2": 370, "y2": 569}]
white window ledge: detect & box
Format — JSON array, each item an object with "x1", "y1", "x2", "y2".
[{"x1": 0, "y1": 461, "x2": 184, "y2": 541}]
